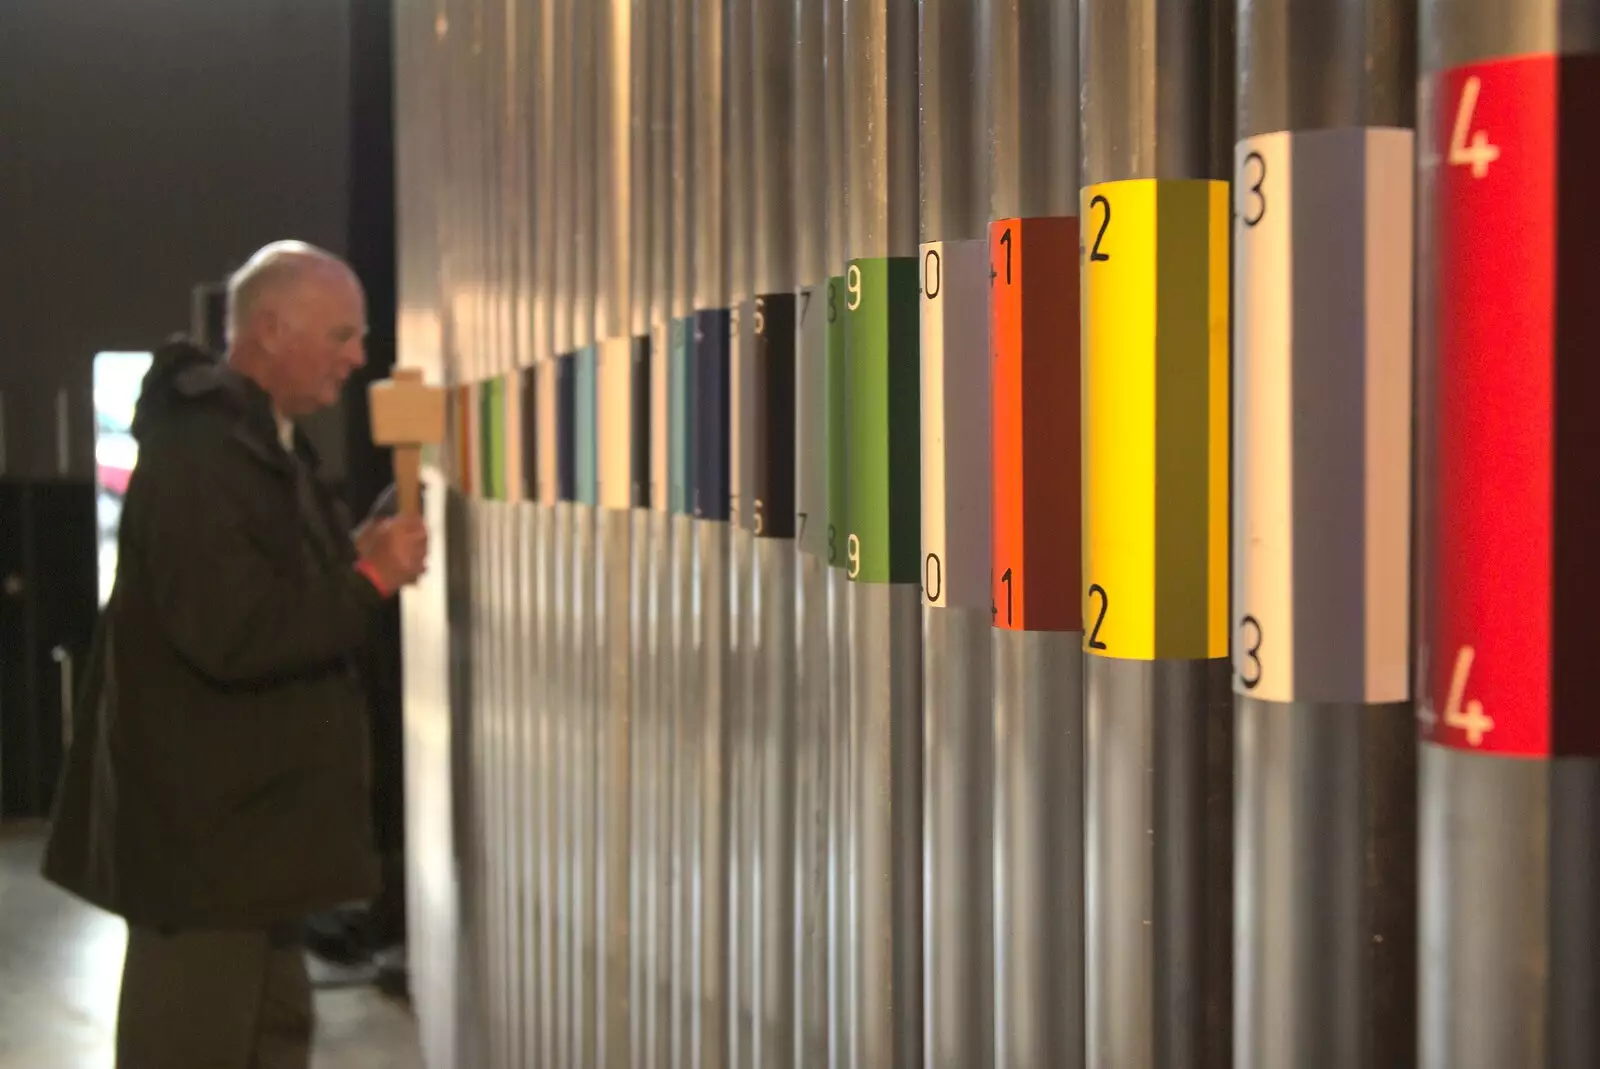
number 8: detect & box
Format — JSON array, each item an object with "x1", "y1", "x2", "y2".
[{"x1": 846, "y1": 264, "x2": 862, "y2": 311}]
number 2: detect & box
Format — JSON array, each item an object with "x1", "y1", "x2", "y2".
[
  {"x1": 1087, "y1": 584, "x2": 1109, "y2": 650},
  {"x1": 1089, "y1": 196, "x2": 1111, "y2": 261},
  {"x1": 1449, "y1": 75, "x2": 1500, "y2": 178}
]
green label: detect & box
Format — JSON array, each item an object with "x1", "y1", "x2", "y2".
[
  {"x1": 845, "y1": 257, "x2": 921, "y2": 584},
  {"x1": 826, "y1": 276, "x2": 847, "y2": 568},
  {"x1": 480, "y1": 377, "x2": 505, "y2": 500}
]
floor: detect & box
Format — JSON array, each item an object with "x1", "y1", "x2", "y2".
[{"x1": 0, "y1": 821, "x2": 427, "y2": 1069}]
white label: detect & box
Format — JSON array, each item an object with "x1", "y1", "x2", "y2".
[
  {"x1": 1232, "y1": 127, "x2": 1414, "y2": 703},
  {"x1": 919, "y1": 239, "x2": 991, "y2": 611},
  {"x1": 597, "y1": 336, "x2": 634, "y2": 510}
]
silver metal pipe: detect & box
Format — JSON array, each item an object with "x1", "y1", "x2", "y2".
[
  {"x1": 752, "y1": 4, "x2": 799, "y2": 1065},
  {"x1": 1415, "y1": 5, "x2": 1600, "y2": 1068},
  {"x1": 667, "y1": 0, "x2": 696, "y2": 1064},
  {"x1": 537, "y1": 361, "x2": 560, "y2": 1069},
  {"x1": 917, "y1": 4, "x2": 993, "y2": 1069},
  {"x1": 792, "y1": 4, "x2": 830, "y2": 1068},
  {"x1": 821, "y1": 3, "x2": 851, "y2": 1068},
  {"x1": 1232, "y1": 4, "x2": 1417, "y2": 1067},
  {"x1": 985, "y1": 3, "x2": 1083, "y2": 1068},
  {"x1": 726, "y1": 1, "x2": 758, "y2": 1062},
  {"x1": 1080, "y1": 2, "x2": 1233, "y2": 1067},
  {"x1": 595, "y1": 3, "x2": 637, "y2": 1069},
  {"x1": 690, "y1": 2, "x2": 732, "y2": 1069},
  {"x1": 843, "y1": 6, "x2": 922, "y2": 1069}
]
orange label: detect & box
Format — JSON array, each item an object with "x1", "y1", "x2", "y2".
[{"x1": 990, "y1": 217, "x2": 1083, "y2": 632}]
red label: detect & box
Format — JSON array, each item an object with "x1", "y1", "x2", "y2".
[
  {"x1": 1424, "y1": 54, "x2": 1600, "y2": 757},
  {"x1": 990, "y1": 217, "x2": 1082, "y2": 632}
]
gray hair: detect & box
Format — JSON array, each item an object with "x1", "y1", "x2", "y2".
[{"x1": 224, "y1": 240, "x2": 350, "y2": 344}]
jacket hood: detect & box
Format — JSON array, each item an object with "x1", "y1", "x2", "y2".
[{"x1": 130, "y1": 335, "x2": 269, "y2": 443}]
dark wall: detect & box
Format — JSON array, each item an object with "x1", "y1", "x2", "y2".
[{"x1": 0, "y1": 0, "x2": 356, "y2": 479}]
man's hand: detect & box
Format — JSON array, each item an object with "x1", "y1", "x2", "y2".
[{"x1": 360, "y1": 516, "x2": 430, "y2": 592}]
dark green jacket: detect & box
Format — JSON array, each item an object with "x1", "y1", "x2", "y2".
[{"x1": 42, "y1": 337, "x2": 387, "y2": 929}]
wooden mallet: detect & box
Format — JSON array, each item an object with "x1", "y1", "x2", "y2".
[{"x1": 368, "y1": 367, "x2": 446, "y2": 516}]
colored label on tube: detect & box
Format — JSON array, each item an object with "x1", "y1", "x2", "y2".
[
  {"x1": 752, "y1": 293, "x2": 796, "y2": 539},
  {"x1": 845, "y1": 256, "x2": 920, "y2": 585},
  {"x1": 796, "y1": 282, "x2": 828, "y2": 557},
  {"x1": 1233, "y1": 127, "x2": 1414, "y2": 704},
  {"x1": 1421, "y1": 54, "x2": 1600, "y2": 757},
  {"x1": 597, "y1": 336, "x2": 635, "y2": 511},
  {"x1": 632, "y1": 335, "x2": 651, "y2": 509},
  {"x1": 730, "y1": 299, "x2": 756, "y2": 530},
  {"x1": 990, "y1": 217, "x2": 1082, "y2": 632},
  {"x1": 1082, "y1": 179, "x2": 1229, "y2": 661},
  {"x1": 919, "y1": 239, "x2": 991, "y2": 612},
  {"x1": 537, "y1": 358, "x2": 558, "y2": 506},
  {"x1": 691, "y1": 310, "x2": 731, "y2": 522},
  {"x1": 825, "y1": 277, "x2": 846, "y2": 568},
  {"x1": 670, "y1": 316, "x2": 691, "y2": 515},
  {"x1": 521, "y1": 364, "x2": 538, "y2": 503},
  {"x1": 557, "y1": 353, "x2": 576, "y2": 502},
  {"x1": 651, "y1": 323, "x2": 670, "y2": 513},
  {"x1": 575, "y1": 344, "x2": 597, "y2": 506}
]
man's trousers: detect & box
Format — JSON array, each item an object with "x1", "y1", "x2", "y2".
[{"x1": 115, "y1": 924, "x2": 312, "y2": 1068}]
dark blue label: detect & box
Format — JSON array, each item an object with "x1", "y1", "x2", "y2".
[
  {"x1": 691, "y1": 309, "x2": 731, "y2": 522},
  {"x1": 557, "y1": 351, "x2": 576, "y2": 502},
  {"x1": 632, "y1": 335, "x2": 651, "y2": 509}
]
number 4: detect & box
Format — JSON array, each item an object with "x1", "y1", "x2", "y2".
[
  {"x1": 1449, "y1": 75, "x2": 1500, "y2": 179},
  {"x1": 1443, "y1": 645, "x2": 1494, "y2": 746}
]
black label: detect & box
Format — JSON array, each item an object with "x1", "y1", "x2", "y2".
[
  {"x1": 557, "y1": 351, "x2": 576, "y2": 503},
  {"x1": 752, "y1": 293, "x2": 796, "y2": 538},
  {"x1": 521, "y1": 364, "x2": 538, "y2": 502},
  {"x1": 690, "y1": 310, "x2": 730, "y2": 521},
  {"x1": 631, "y1": 335, "x2": 651, "y2": 509}
]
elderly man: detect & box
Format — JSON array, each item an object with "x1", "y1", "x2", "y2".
[{"x1": 41, "y1": 241, "x2": 428, "y2": 1068}]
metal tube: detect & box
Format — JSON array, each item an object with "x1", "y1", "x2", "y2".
[
  {"x1": 917, "y1": 5, "x2": 993, "y2": 1069},
  {"x1": 751, "y1": 3, "x2": 799, "y2": 1069},
  {"x1": 726, "y1": 0, "x2": 757, "y2": 1063},
  {"x1": 1080, "y1": 2, "x2": 1234, "y2": 1067},
  {"x1": 595, "y1": 3, "x2": 639, "y2": 1069},
  {"x1": 821, "y1": 4, "x2": 852, "y2": 1069},
  {"x1": 792, "y1": 4, "x2": 831, "y2": 1069},
  {"x1": 1415, "y1": 4, "x2": 1600, "y2": 1067},
  {"x1": 666, "y1": 0, "x2": 696, "y2": 1064},
  {"x1": 984, "y1": 3, "x2": 1083, "y2": 1069},
  {"x1": 843, "y1": 6, "x2": 922, "y2": 1069},
  {"x1": 691, "y1": 3, "x2": 732, "y2": 1069},
  {"x1": 638, "y1": 4, "x2": 674, "y2": 1069},
  {"x1": 1232, "y1": 3, "x2": 1417, "y2": 1067}
]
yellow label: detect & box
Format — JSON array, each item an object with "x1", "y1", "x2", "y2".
[{"x1": 1082, "y1": 179, "x2": 1229, "y2": 661}]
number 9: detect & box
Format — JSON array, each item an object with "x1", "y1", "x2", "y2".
[
  {"x1": 847, "y1": 533, "x2": 861, "y2": 578},
  {"x1": 847, "y1": 264, "x2": 862, "y2": 311}
]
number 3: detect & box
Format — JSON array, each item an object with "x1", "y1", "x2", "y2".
[
  {"x1": 1238, "y1": 615, "x2": 1262, "y2": 689},
  {"x1": 1241, "y1": 152, "x2": 1266, "y2": 227}
]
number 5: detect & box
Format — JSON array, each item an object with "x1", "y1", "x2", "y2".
[{"x1": 1449, "y1": 75, "x2": 1501, "y2": 179}]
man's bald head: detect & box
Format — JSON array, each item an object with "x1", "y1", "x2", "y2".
[{"x1": 225, "y1": 240, "x2": 369, "y2": 416}]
